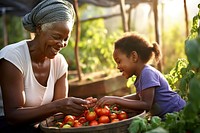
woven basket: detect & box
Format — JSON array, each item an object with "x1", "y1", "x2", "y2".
[{"x1": 40, "y1": 111, "x2": 146, "y2": 133}]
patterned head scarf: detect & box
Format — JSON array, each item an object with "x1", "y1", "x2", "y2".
[{"x1": 22, "y1": 0, "x2": 75, "y2": 33}]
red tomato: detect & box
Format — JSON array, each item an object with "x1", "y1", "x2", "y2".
[
  {"x1": 84, "y1": 110, "x2": 89, "y2": 116},
  {"x1": 74, "y1": 120, "x2": 82, "y2": 127},
  {"x1": 104, "y1": 105, "x2": 110, "y2": 110},
  {"x1": 78, "y1": 117, "x2": 87, "y2": 124},
  {"x1": 94, "y1": 107, "x2": 102, "y2": 116},
  {"x1": 111, "y1": 118, "x2": 119, "y2": 123},
  {"x1": 99, "y1": 108, "x2": 110, "y2": 116},
  {"x1": 89, "y1": 120, "x2": 98, "y2": 126},
  {"x1": 98, "y1": 115, "x2": 110, "y2": 123},
  {"x1": 85, "y1": 111, "x2": 97, "y2": 121},
  {"x1": 117, "y1": 111, "x2": 128, "y2": 120},
  {"x1": 113, "y1": 106, "x2": 119, "y2": 111},
  {"x1": 63, "y1": 115, "x2": 74, "y2": 123},
  {"x1": 63, "y1": 115, "x2": 75, "y2": 126},
  {"x1": 110, "y1": 113, "x2": 117, "y2": 120}
]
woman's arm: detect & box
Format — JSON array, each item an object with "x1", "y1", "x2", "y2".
[
  {"x1": 0, "y1": 59, "x2": 87, "y2": 125},
  {"x1": 53, "y1": 73, "x2": 68, "y2": 100}
]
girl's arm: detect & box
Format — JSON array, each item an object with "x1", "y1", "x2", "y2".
[{"x1": 96, "y1": 87, "x2": 155, "y2": 111}]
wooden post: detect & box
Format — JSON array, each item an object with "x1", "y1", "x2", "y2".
[
  {"x1": 119, "y1": 0, "x2": 128, "y2": 32},
  {"x1": 127, "y1": 4, "x2": 133, "y2": 31},
  {"x1": 183, "y1": 0, "x2": 189, "y2": 37},
  {"x1": 73, "y1": 0, "x2": 82, "y2": 81},
  {"x1": 153, "y1": 0, "x2": 162, "y2": 72}
]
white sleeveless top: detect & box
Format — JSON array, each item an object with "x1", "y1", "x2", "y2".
[{"x1": 0, "y1": 40, "x2": 68, "y2": 116}]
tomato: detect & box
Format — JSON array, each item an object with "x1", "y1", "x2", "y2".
[
  {"x1": 55, "y1": 122, "x2": 63, "y2": 128},
  {"x1": 94, "y1": 107, "x2": 102, "y2": 116},
  {"x1": 84, "y1": 110, "x2": 89, "y2": 116},
  {"x1": 113, "y1": 106, "x2": 119, "y2": 111},
  {"x1": 78, "y1": 117, "x2": 87, "y2": 124},
  {"x1": 99, "y1": 108, "x2": 110, "y2": 116},
  {"x1": 63, "y1": 115, "x2": 75, "y2": 126},
  {"x1": 74, "y1": 120, "x2": 82, "y2": 127},
  {"x1": 117, "y1": 111, "x2": 128, "y2": 120},
  {"x1": 98, "y1": 115, "x2": 110, "y2": 123},
  {"x1": 62, "y1": 124, "x2": 71, "y2": 128},
  {"x1": 63, "y1": 115, "x2": 74, "y2": 123},
  {"x1": 104, "y1": 105, "x2": 110, "y2": 110},
  {"x1": 111, "y1": 118, "x2": 119, "y2": 123},
  {"x1": 85, "y1": 111, "x2": 97, "y2": 121},
  {"x1": 110, "y1": 113, "x2": 117, "y2": 120},
  {"x1": 89, "y1": 120, "x2": 98, "y2": 126}
]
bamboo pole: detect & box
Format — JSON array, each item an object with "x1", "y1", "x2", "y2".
[
  {"x1": 119, "y1": 0, "x2": 128, "y2": 32},
  {"x1": 153, "y1": 0, "x2": 162, "y2": 72},
  {"x1": 73, "y1": 0, "x2": 82, "y2": 81},
  {"x1": 183, "y1": 0, "x2": 189, "y2": 37}
]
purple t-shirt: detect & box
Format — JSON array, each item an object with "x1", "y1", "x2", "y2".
[{"x1": 134, "y1": 65, "x2": 186, "y2": 118}]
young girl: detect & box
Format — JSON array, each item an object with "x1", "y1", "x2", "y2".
[{"x1": 96, "y1": 32, "x2": 186, "y2": 119}]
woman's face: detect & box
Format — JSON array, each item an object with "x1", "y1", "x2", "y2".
[
  {"x1": 38, "y1": 21, "x2": 71, "y2": 59},
  {"x1": 113, "y1": 48, "x2": 135, "y2": 79}
]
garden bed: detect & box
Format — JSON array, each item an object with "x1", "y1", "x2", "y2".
[{"x1": 68, "y1": 71, "x2": 130, "y2": 99}]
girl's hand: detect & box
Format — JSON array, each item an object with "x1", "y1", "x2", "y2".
[
  {"x1": 95, "y1": 96, "x2": 120, "y2": 107},
  {"x1": 83, "y1": 97, "x2": 97, "y2": 108}
]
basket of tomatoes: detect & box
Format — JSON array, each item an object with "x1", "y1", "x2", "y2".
[{"x1": 40, "y1": 105, "x2": 145, "y2": 133}]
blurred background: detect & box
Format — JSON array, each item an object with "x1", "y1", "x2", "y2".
[{"x1": 0, "y1": 0, "x2": 199, "y2": 75}]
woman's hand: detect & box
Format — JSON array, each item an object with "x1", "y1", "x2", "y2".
[{"x1": 57, "y1": 97, "x2": 88, "y2": 116}]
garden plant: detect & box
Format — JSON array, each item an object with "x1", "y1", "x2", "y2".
[{"x1": 128, "y1": 4, "x2": 200, "y2": 133}]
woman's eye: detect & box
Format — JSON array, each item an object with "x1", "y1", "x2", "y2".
[{"x1": 52, "y1": 35, "x2": 61, "y2": 40}]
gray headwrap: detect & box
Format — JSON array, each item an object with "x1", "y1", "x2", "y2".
[{"x1": 22, "y1": 0, "x2": 75, "y2": 33}]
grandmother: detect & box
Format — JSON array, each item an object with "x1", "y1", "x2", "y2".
[{"x1": 0, "y1": 0, "x2": 96, "y2": 132}]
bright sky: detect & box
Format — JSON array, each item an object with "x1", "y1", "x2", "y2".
[
  {"x1": 131, "y1": 0, "x2": 200, "y2": 33},
  {"x1": 164, "y1": 0, "x2": 199, "y2": 21}
]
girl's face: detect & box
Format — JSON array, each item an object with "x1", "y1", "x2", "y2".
[
  {"x1": 113, "y1": 48, "x2": 136, "y2": 79},
  {"x1": 37, "y1": 21, "x2": 71, "y2": 59}
]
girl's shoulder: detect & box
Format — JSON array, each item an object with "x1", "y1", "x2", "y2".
[{"x1": 142, "y1": 65, "x2": 159, "y2": 75}]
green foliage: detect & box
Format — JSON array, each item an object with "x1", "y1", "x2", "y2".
[
  {"x1": 164, "y1": 59, "x2": 188, "y2": 92},
  {"x1": 128, "y1": 3, "x2": 200, "y2": 133},
  {"x1": 61, "y1": 4, "x2": 124, "y2": 73},
  {"x1": 162, "y1": 24, "x2": 187, "y2": 73},
  {"x1": 78, "y1": 20, "x2": 122, "y2": 73},
  {"x1": 0, "y1": 15, "x2": 28, "y2": 49}
]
